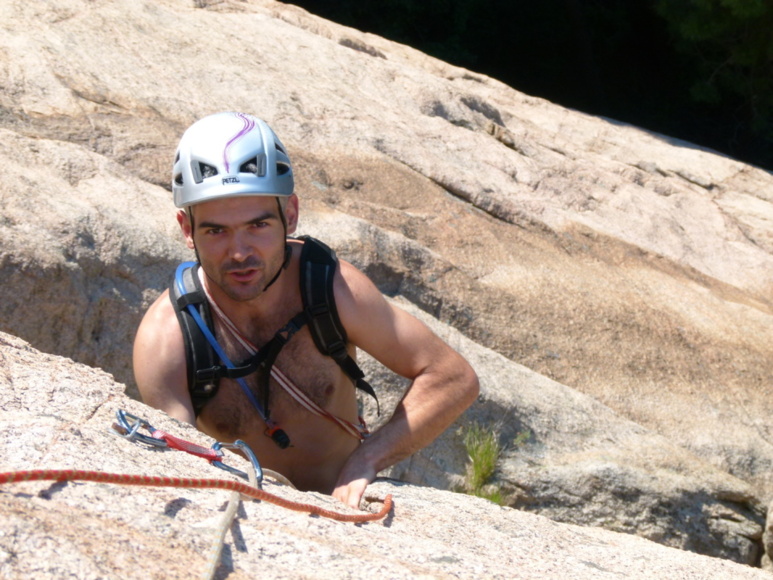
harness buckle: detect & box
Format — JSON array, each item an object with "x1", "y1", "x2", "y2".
[
  {"x1": 326, "y1": 340, "x2": 349, "y2": 360},
  {"x1": 196, "y1": 365, "x2": 227, "y2": 382}
]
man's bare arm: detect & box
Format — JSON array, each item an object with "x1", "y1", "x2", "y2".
[
  {"x1": 331, "y1": 261, "x2": 480, "y2": 507},
  {"x1": 133, "y1": 290, "x2": 197, "y2": 425}
]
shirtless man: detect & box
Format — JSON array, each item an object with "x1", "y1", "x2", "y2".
[{"x1": 133, "y1": 112, "x2": 479, "y2": 508}]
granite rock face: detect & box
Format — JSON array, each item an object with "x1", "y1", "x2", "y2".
[
  {"x1": 0, "y1": 333, "x2": 770, "y2": 579},
  {"x1": 1, "y1": 0, "x2": 773, "y2": 570}
]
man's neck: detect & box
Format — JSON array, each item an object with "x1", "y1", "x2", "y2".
[{"x1": 200, "y1": 255, "x2": 298, "y2": 341}]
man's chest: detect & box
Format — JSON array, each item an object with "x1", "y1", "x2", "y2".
[
  {"x1": 199, "y1": 324, "x2": 344, "y2": 442},
  {"x1": 271, "y1": 328, "x2": 341, "y2": 404},
  {"x1": 216, "y1": 311, "x2": 342, "y2": 404}
]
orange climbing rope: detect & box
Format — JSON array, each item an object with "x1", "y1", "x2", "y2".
[{"x1": 0, "y1": 469, "x2": 393, "y2": 523}]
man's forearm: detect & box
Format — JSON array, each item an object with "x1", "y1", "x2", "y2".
[
  {"x1": 366, "y1": 366, "x2": 478, "y2": 471},
  {"x1": 333, "y1": 361, "x2": 479, "y2": 506}
]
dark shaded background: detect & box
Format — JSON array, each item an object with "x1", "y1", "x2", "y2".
[{"x1": 285, "y1": 0, "x2": 773, "y2": 171}]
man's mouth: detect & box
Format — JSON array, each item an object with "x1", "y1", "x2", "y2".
[{"x1": 225, "y1": 266, "x2": 260, "y2": 283}]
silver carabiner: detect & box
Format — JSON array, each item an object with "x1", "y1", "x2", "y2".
[
  {"x1": 111, "y1": 409, "x2": 167, "y2": 448},
  {"x1": 212, "y1": 440, "x2": 264, "y2": 489}
]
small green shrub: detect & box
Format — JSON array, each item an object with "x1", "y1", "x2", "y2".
[
  {"x1": 460, "y1": 423, "x2": 531, "y2": 505},
  {"x1": 463, "y1": 422, "x2": 501, "y2": 494}
]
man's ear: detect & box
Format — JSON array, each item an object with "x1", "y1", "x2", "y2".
[
  {"x1": 284, "y1": 194, "x2": 300, "y2": 235},
  {"x1": 176, "y1": 209, "x2": 196, "y2": 250}
]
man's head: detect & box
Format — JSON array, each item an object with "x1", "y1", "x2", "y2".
[{"x1": 172, "y1": 112, "x2": 298, "y2": 298}]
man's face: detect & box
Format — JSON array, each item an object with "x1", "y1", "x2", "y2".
[{"x1": 179, "y1": 195, "x2": 296, "y2": 302}]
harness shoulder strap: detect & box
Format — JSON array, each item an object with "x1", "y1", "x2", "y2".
[
  {"x1": 169, "y1": 262, "x2": 220, "y2": 416},
  {"x1": 298, "y1": 236, "x2": 380, "y2": 412}
]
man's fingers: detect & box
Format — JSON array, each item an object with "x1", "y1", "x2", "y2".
[{"x1": 333, "y1": 477, "x2": 369, "y2": 509}]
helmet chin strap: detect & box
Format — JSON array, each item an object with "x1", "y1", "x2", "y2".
[
  {"x1": 261, "y1": 244, "x2": 292, "y2": 293},
  {"x1": 261, "y1": 197, "x2": 291, "y2": 293}
]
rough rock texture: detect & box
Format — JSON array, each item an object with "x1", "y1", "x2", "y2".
[
  {"x1": 0, "y1": 129, "x2": 185, "y2": 380},
  {"x1": 1, "y1": 0, "x2": 773, "y2": 571},
  {"x1": 363, "y1": 297, "x2": 765, "y2": 566},
  {"x1": 1, "y1": 332, "x2": 770, "y2": 580},
  {"x1": 763, "y1": 503, "x2": 773, "y2": 571}
]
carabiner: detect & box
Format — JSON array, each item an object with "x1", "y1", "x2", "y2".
[
  {"x1": 111, "y1": 409, "x2": 167, "y2": 448},
  {"x1": 212, "y1": 440, "x2": 264, "y2": 489}
]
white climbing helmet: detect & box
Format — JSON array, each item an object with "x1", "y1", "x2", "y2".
[{"x1": 172, "y1": 112, "x2": 294, "y2": 208}]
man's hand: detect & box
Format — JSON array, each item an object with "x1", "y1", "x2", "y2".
[{"x1": 332, "y1": 458, "x2": 377, "y2": 509}]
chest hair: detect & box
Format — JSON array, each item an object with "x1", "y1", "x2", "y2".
[{"x1": 206, "y1": 307, "x2": 342, "y2": 437}]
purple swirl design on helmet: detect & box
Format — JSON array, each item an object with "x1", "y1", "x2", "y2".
[{"x1": 223, "y1": 112, "x2": 256, "y2": 173}]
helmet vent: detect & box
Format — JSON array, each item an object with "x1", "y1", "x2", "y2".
[
  {"x1": 240, "y1": 158, "x2": 258, "y2": 175},
  {"x1": 239, "y1": 155, "x2": 266, "y2": 177},
  {"x1": 276, "y1": 162, "x2": 291, "y2": 176},
  {"x1": 190, "y1": 161, "x2": 217, "y2": 184},
  {"x1": 174, "y1": 173, "x2": 183, "y2": 186},
  {"x1": 199, "y1": 163, "x2": 218, "y2": 179}
]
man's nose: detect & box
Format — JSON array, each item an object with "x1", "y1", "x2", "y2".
[{"x1": 229, "y1": 233, "x2": 253, "y2": 261}]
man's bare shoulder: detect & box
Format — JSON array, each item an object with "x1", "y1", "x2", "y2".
[
  {"x1": 333, "y1": 258, "x2": 385, "y2": 310},
  {"x1": 136, "y1": 289, "x2": 183, "y2": 347},
  {"x1": 133, "y1": 289, "x2": 194, "y2": 423},
  {"x1": 332, "y1": 258, "x2": 431, "y2": 367}
]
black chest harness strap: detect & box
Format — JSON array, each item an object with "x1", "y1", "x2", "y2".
[
  {"x1": 299, "y1": 236, "x2": 379, "y2": 406},
  {"x1": 170, "y1": 236, "x2": 379, "y2": 449}
]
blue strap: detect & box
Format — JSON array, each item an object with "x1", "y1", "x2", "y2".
[{"x1": 174, "y1": 263, "x2": 269, "y2": 423}]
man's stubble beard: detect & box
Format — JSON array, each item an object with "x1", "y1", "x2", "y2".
[{"x1": 207, "y1": 249, "x2": 285, "y2": 303}]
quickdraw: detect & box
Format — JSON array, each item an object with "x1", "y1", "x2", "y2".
[{"x1": 111, "y1": 409, "x2": 263, "y2": 486}]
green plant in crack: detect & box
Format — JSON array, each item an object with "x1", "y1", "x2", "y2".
[
  {"x1": 462, "y1": 422, "x2": 503, "y2": 504},
  {"x1": 461, "y1": 422, "x2": 530, "y2": 505}
]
